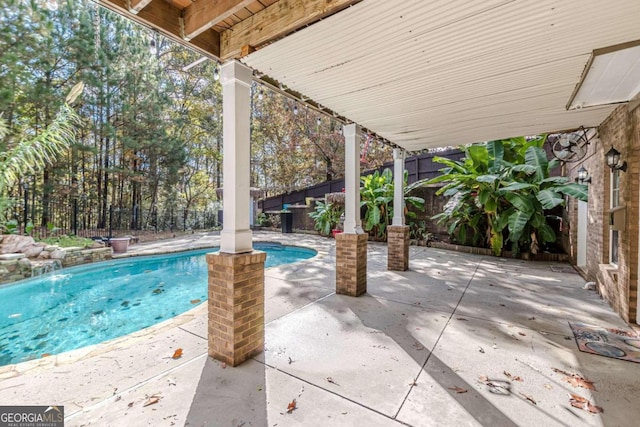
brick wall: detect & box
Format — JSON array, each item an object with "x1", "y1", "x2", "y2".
[
  {"x1": 335, "y1": 233, "x2": 367, "y2": 296},
  {"x1": 565, "y1": 105, "x2": 640, "y2": 323}
]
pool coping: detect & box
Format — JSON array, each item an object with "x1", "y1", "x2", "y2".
[{"x1": 0, "y1": 237, "x2": 327, "y2": 378}]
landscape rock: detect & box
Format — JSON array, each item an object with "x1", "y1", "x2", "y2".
[{"x1": 50, "y1": 250, "x2": 67, "y2": 260}]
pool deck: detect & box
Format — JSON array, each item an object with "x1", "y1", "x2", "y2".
[{"x1": 1, "y1": 230, "x2": 639, "y2": 426}]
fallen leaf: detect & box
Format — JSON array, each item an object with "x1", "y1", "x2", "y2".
[
  {"x1": 519, "y1": 392, "x2": 536, "y2": 405},
  {"x1": 41, "y1": 353, "x2": 51, "y2": 358},
  {"x1": 143, "y1": 395, "x2": 161, "y2": 407},
  {"x1": 288, "y1": 357, "x2": 293, "y2": 365},
  {"x1": 552, "y1": 368, "x2": 572, "y2": 376},
  {"x1": 587, "y1": 402, "x2": 603, "y2": 414},
  {"x1": 456, "y1": 317, "x2": 469, "y2": 321},
  {"x1": 172, "y1": 348, "x2": 183, "y2": 359},
  {"x1": 503, "y1": 371, "x2": 523, "y2": 382},
  {"x1": 286, "y1": 399, "x2": 297, "y2": 414},
  {"x1": 190, "y1": 299, "x2": 201, "y2": 304},
  {"x1": 544, "y1": 384, "x2": 553, "y2": 390},
  {"x1": 518, "y1": 332, "x2": 526, "y2": 336},
  {"x1": 568, "y1": 393, "x2": 603, "y2": 414},
  {"x1": 478, "y1": 375, "x2": 488, "y2": 382},
  {"x1": 565, "y1": 375, "x2": 596, "y2": 391},
  {"x1": 326, "y1": 377, "x2": 340, "y2": 385},
  {"x1": 409, "y1": 380, "x2": 418, "y2": 386},
  {"x1": 127, "y1": 402, "x2": 134, "y2": 408},
  {"x1": 115, "y1": 396, "x2": 122, "y2": 402},
  {"x1": 478, "y1": 347, "x2": 485, "y2": 353},
  {"x1": 448, "y1": 386, "x2": 468, "y2": 394}
]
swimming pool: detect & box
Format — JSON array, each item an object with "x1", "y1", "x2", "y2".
[{"x1": 0, "y1": 243, "x2": 316, "y2": 367}]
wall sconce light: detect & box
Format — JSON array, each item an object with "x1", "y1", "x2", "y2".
[
  {"x1": 577, "y1": 166, "x2": 592, "y2": 183},
  {"x1": 605, "y1": 146, "x2": 627, "y2": 172}
]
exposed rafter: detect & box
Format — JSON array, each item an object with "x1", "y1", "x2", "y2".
[
  {"x1": 220, "y1": 0, "x2": 362, "y2": 60},
  {"x1": 99, "y1": 0, "x2": 221, "y2": 58},
  {"x1": 182, "y1": 0, "x2": 254, "y2": 41},
  {"x1": 126, "y1": 0, "x2": 152, "y2": 15}
]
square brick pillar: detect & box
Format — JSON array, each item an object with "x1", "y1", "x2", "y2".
[
  {"x1": 336, "y1": 233, "x2": 368, "y2": 296},
  {"x1": 388, "y1": 225, "x2": 410, "y2": 271},
  {"x1": 206, "y1": 250, "x2": 266, "y2": 366}
]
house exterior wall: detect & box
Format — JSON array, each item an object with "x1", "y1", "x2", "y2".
[{"x1": 564, "y1": 105, "x2": 640, "y2": 324}]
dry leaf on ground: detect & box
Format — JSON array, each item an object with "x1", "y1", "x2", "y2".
[
  {"x1": 172, "y1": 348, "x2": 183, "y2": 359},
  {"x1": 286, "y1": 399, "x2": 297, "y2": 414},
  {"x1": 326, "y1": 377, "x2": 339, "y2": 386},
  {"x1": 190, "y1": 299, "x2": 201, "y2": 304},
  {"x1": 503, "y1": 371, "x2": 523, "y2": 382},
  {"x1": 478, "y1": 375, "x2": 488, "y2": 382},
  {"x1": 569, "y1": 393, "x2": 602, "y2": 414},
  {"x1": 143, "y1": 395, "x2": 162, "y2": 407},
  {"x1": 518, "y1": 332, "x2": 526, "y2": 336},
  {"x1": 519, "y1": 392, "x2": 536, "y2": 405},
  {"x1": 448, "y1": 386, "x2": 468, "y2": 394},
  {"x1": 553, "y1": 368, "x2": 596, "y2": 390}
]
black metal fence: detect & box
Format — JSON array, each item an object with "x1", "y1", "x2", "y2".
[{"x1": 8, "y1": 199, "x2": 219, "y2": 239}]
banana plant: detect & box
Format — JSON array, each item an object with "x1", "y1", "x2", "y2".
[{"x1": 423, "y1": 136, "x2": 587, "y2": 256}]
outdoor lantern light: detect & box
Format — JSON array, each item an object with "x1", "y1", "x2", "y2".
[
  {"x1": 605, "y1": 146, "x2": 627, "y2": 172},
  {"x1": 577, "y1": 166, "x2": 592, "y2": 183}
]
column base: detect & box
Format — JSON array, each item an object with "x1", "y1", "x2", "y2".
[
  {"x1": 207, "y1": 250, "x2": 266, "y2": 366},
  {"x1": 336, "y1": 233, "x2": 368, "y2": 296},
  {"x1": 388, "y1": 225, "x2": 410, "y2": 271}
]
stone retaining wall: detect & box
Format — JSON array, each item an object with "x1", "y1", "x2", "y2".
[{"x1": 0, "y1": 247, "x2": 112, "y2": 284}]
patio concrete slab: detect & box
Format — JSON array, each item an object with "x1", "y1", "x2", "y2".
[
  {"x1": 263, "y1": 365, "x2": 403, "y2": 427},
  {"x1": 2, "y1": 231, "x2": 640, "y2": 427},
  {"x1": 457, "y1": 262, "x2": 627, "y2": 336},
  {"x1": 259, "y1": 294, "x2": 450, "y2": 417},
  {"x1": 186, "y1": 358, "x2": 268, "y2": 427},
  {"x1": 397, "y1": 314, "x2": 640, "y2": 427}
]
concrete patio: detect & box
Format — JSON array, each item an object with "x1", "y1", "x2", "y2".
[{"x1": 0, "y1": 231, "x2": 638, "y2": 426}]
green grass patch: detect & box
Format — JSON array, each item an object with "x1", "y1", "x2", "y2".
[{"x1": 38, "y1": 235, "x2": 96, "y2": 248}]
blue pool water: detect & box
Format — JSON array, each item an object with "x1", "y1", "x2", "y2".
[{"x1": 0, "y1": 243, "x2": 315, "y2": 366}]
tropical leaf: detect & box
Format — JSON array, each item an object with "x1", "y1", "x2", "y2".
[
  {"x1": 555, "y1": 183, "x2": 588, "y2": 202},
  {"x1": 538, "y1": 223, "x2": 556, "y2": 243},
  {"x1": 524, "y1": 146, "x2": 549, "y2": 182},
  {"x1": 476, "y1": 174, "x2": 500, "y2": 184},
  {"x1": 432, "y1": 156, "x2": 467, "y2": 173},
  {"x1": 508, "y1": 210, "x2": 532, "y2": 241},
  {"x1": 467, "y1": 145, "x2": 489, "y2": 171},
  {"x1": 497, "y1": 182, "x2": 535, "y2": 193},
  {"x1": 487, "y1": 140, "x2": 504, "y2": 165},
  {"x1": 537, "y1": 189, "x2": 565, "y2": 210},
  {"x1": 505, "y1": 193, "x2": 534, "y2": 214},
  {"x1": 511, "y1": 164, "x2": 537, "y2": 175}
]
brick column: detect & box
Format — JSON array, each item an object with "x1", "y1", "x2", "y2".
[
  {"x1": 388, "y1": 225, "x2": 409, "y2": 271},
  {"x1": 336, "y1": 233, "x2": 368, "y2": 296},
  {"x1": 207, "y1": 251, "x2": 266, "y2": 366}
]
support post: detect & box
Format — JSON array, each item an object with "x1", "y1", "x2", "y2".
[
  {"x1": 336, "y1": 123, "x2": 367, "y2": 296},
  {"x1": 219, "y1": 60, "x2": 253, "y2": 254},
  {"x1": 388, "y1": 148, "x2": 409, "y2": 271},
  {"x1": 207, "y1": 60, "x2": 265, "y2": 366}
]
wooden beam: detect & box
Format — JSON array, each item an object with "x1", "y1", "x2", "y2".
[
  {"x1": 127, "y1": 0, "x2": 153, "y2": 15},
  {"x1": 99, "y1": 0, "x2": 221, "y2": 58},
  {"x1": 182, "y1": 0, "x2": 254, "y2": 41},
  {"x1": 220, "y1": 0, "x2": 361, "y2": 60}
]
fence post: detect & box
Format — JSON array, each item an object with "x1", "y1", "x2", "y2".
[
  {"x1": 73, "y1": 198, "x2": 78, "y2": 236},
  {"x1": 108, "y1": 205, "x2": 113, "y2": 239}
]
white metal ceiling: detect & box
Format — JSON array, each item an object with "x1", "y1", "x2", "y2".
[{"x1": 243, "y1": 0, "x2": 640, "y2": 150}]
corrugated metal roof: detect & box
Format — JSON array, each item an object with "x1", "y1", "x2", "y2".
[{"x1": 243, "y1": 0, "x2": 640, "y2": 150}]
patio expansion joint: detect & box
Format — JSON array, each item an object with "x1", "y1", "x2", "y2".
[
  {"x1": 63, "y1": 352, "x2": 208, "y2": 422},
  {"x1": 256, "y1": 357, "x2": 412, "y2": 426},
  {"x1": 393, "y1": 257, "x2": 485, "y2": 420},
  {"x1": 178, "y1": 326, "x2": 207, "y2": 341}
]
